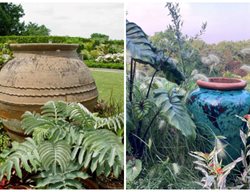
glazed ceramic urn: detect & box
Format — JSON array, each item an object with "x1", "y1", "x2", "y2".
[
  {"x1": 0, "y1": 43, "x2": 98, "y2": 141},
  {"x1": 187, "y1": 77, "x2": 250, "y2": 163}
]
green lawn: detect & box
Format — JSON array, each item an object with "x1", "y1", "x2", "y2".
[{"x1": 91, "y1": 70, "x2": 124, "y2": 106}]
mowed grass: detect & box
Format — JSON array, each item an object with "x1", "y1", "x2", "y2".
[{"x1": 91, "y1": 70, "x2": 124, "y2": 106}]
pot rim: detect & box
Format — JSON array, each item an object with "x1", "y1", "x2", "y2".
[
  {"x1": 197, "y1": 77, "x2": 247, "y2": 90},
  {"x1": 9, "y1": 43, "x2": 78, "y2": 51}
]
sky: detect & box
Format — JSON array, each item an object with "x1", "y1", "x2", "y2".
[
  {"x1": 20, "y1": 2, "x2": 124, "y2": 40},
  {"x1": 126, "y1": 2, "x2": 250, "y2": 44}
]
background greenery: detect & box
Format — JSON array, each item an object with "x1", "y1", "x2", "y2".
[
  {"x1": 0, "y1": 36, "x2": 124, "y2": 69},
  {"x1": 0, "y1": 3, "x2": 124, "y2": 70},
  {"x1": 0, "y1": 3, "x2": 50, "y2": 36}
]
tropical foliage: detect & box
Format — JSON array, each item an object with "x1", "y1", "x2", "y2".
[
  {"x1": 0, "y1": 101, "x2": 124, "y2": 189},
  {"x1": 127, "y1": 2, "x2": 250, "y2": 190},
  {"x1": 126, "y1": 15, "x2": 196, "y2": 160}
]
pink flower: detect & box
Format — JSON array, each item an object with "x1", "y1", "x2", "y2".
[{"x1": 216, "y1": 167, "x2": 223, "y2": 174}]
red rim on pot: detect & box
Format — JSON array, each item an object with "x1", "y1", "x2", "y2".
[{"x1": 197, "y1": 77, "x2": 247, "y2": 90}]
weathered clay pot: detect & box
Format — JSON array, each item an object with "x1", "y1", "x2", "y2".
[
  {"x1": 0, "y1": 43, "x2": 98, "y2": 141},
  {"x1": 187, "y1": 77, "x2": 250, "y2": 163}
]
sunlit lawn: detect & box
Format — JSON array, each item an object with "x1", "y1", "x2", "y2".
[{"x1": 91, "y1": 70, "x2": 124, "y2": 107}]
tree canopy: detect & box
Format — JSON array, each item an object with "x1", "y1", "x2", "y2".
[
  {"x1": 0, "y1": 3, "x2": 25, "y2": 35},
  {"x1": 91, "y1": 33, "x2": 109, "y2": 42},
  {"x1": 0, "y1": 3, "x2": 50, "y2": 36},
  {"x1": 22, "y1": 22, "x2": 50, "y2": 36}
]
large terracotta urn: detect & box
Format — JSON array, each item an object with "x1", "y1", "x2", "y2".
[
  {"x1": 187, "y1": 77, "x2": 250, "y2": 164},
  {"x1": 0, "y1": 43, "x2": 98, "y2": 141}
]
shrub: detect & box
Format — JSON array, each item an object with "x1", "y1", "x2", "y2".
[
  {"x1": 233, "y1": 68, "x2": 247, "y2": 77},
  {"x1": 90, "y1": 50, "x2": 102, "y2": 59},
  {"x1": 83, "y1": 41, "x2": 95, "y2": 51},
  {"x1": 108, "y1": 44, "x2": 124, "y2": 54},
  {"x1": 96, "y1": 53, "x2": 124, "y2": 63},
  {"x1": 84, "y1": 60, "x2": 123, "y2": 69},
  {"x1": 225, "y1": 60, "x2": 241, "y2": 71},
  {"x1": 0, "y1": 101, "x2": 124, "y2": 189},
  {"x1": 0, "y1": 36, "x2": 124, "y2": 55},
  {"x1": 80, "y1": 49, "x2": 91, "y2": 60},
  {"x1": 0, "y1": 123, "x2": 10, "y2": 154},
  {"x1": 0, "y1": 43, "x2": 13, "y2": 66}
]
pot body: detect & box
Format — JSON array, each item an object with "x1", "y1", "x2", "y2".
[
  {"x1": 0, "y1": 43, "x2": 98, "y2": 141},
  {"x1": 187, "y1": 86, "x2": 250, "y2": 163}
]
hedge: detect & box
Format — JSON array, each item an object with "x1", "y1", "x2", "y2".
[
  {"x1": 84, "y1": 60, "x2": 123, "y2": 69},
  {"x1": 0, "y1": 36, "x2": 123, "y2": 46}
]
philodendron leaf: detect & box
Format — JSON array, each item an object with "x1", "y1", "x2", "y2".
[
  {"x1": 154, "y1": 88, "x2": 196, "y2": 139},
  {"x1": 126, "y1": 20, "x2": 185, "y2": 85},
  {"x1": 156, "y1": 53, "x2": 185, "y2": 85},
  {"x1": 126, "y1": 20, "x2": 156, "y2": 65},
  {"x1": 126, "y1": 159, "x2": 142, "y2": 182}
]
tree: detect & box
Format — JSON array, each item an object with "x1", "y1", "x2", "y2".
[
  {"x1": 90, "y1": 33, "x2": 109, "y2": 42},
  {"x1": 22, "y1": 22, "x2": 50, "y2": 36},
  {"x1": 0, "y1": 3, "x2": 51, "y2": 36},
  {"x1": 0, "y1": 3, "x2": 25, "y2": 35}
]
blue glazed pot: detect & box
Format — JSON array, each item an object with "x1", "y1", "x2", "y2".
[{"x1": 187, "y1": 77, "x2": 250, "y2": 163}]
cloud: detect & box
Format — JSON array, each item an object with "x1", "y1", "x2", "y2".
[{"x1": 21, "y1": 2, "x2": 124, "y2": 40}]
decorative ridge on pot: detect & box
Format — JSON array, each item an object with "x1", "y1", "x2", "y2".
[
  {"x1": 10, "y1": 43, "x2": 79, "y2": 51},
  {"x1": 197, "y1": 77, "x2": 247, "y2": 91}
]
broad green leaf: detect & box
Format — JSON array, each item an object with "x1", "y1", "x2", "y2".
[
  {"x1": 38, "y1": 140, "x2": 71, "y2": 173},
  {"x1": 126, "y1": 20, "x2": 185, "y2": 84},
  {"x1": 154, "y1": 88, "x2": 196, "y2": 139},
  {"x1": 36, "y1": 164, "x2": 87, "y2": 189},
  {"x1": 126, "y1": 159, "x2": 142, "y2": 182},
  {"x1": 126, "y1": 21, "x2": 155, "y2": 65}
]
